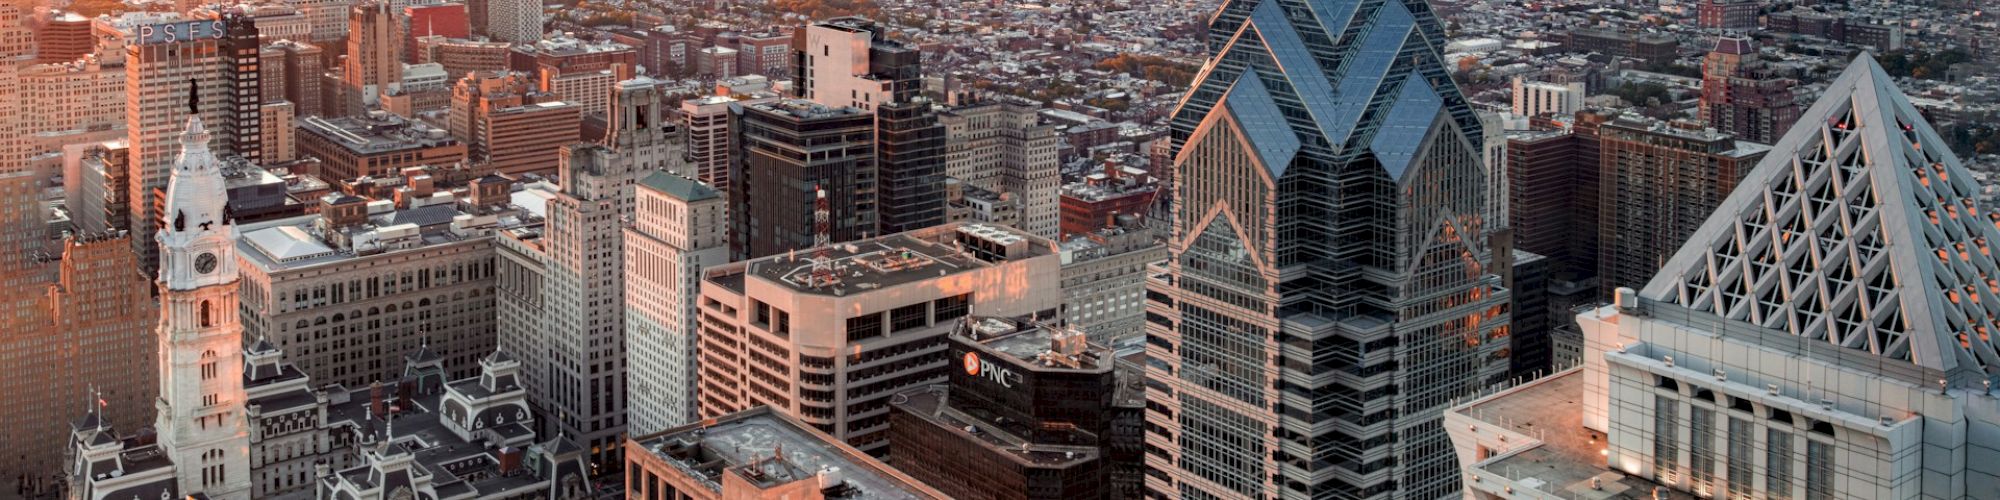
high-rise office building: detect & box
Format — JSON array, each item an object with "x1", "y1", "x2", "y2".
[
  {"x1": 731, "y1": 99, "x2": 876, "y2": 260},
  {"x1": 680, "y1": 95, "x2": 738, "y2": 190},
  {"x1": 795, "y1": 18, "x2": 947, "y2": 236},
  {"x1": 219, "y1": 14, "x2": 263, "y2": 162},
  {"x1": 1058, "y1": 224, "x2": 1166, "y2": 348},
  {"x1": 1150, "y1": 0, "x2": 1512, "y2": 497},
  {"x1": 0, "y1": 173, "x2": 157, "y2": 492},
  {"x1": 1700, "y1": 36, "x2": 1801, "y2": 145},
  {"x1": 1448, "y1": 54, "x2": 2000, "y2": 500},
  {"x1": 695, "y1": 223, "x2": 1063, "y2": 455},
  {"x1": 1595, "y1": 116, "x2": 1767, "y2": 293},
  {"x1": 888, "y1": 317, "x2": 1145, "y2": 499},
  {"x1": 120, "y1": 14, "x2": 232, "y2": 275},
  {"x1": 940, "y1": 97, "x2": 1061, "y2": 240},
  {"x1": 20, "y1": 55, "x2": 125, "y2": 158},
  {"x1": 495, "y1": 79, "x2": 682, "y2": 472},
  {"x1": 30, "y1": 9, "x2": 93, "y2": 64},
  {"x1": 623, "y1": 172, "x2": 727, "y2": 435},
  {"x1": 484, "y1": 0, "x2": 541, "y2": 43},
  {"x1": 0, "y1": 5, "x2": 25, "y2": 174},
  {"x1": 343, "y1": 2, "x2": 403, "y2": 116},
  {"x1": 261, "y1": 39, "x2": 323, "y2": 119}
]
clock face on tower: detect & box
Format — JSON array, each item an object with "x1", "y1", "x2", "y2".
[{"x1": 195, "y1": 252, "x2": 217, "y2": 274}]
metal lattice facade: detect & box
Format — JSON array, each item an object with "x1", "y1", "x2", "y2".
[{"x1": 1643, "y1": 56, "x2": 2000, "y2": 377}]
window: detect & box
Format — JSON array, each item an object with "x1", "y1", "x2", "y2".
[
  {"x1": 846, "y1": 313, "x2": 882, "y2": 342},
  {"x1": 889, "y1": 303, "x2": 927, "y2": 332},
  {"x1": 1767, "y1": 429, "x2": 1794, "y2": 500},
  {"x1": 932, "y1": 294, "x2": 970, "y2": 322}
]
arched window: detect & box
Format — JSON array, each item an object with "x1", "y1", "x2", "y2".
[{"x1": 199, "y1": 301, "x2": 213, "y2": 327}]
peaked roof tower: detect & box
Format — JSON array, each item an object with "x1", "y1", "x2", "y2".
[{"x1": 1644, "y1": 55, "x2": 2000, "y2": 376}]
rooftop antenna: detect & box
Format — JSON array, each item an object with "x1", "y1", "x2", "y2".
[{"x1": 810, "y1": 184, "x2": 834, "y2": 287}]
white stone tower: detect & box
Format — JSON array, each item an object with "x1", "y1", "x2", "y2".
[{"x1": 152, "y1": 89, "x2": 251, "y2": 499}]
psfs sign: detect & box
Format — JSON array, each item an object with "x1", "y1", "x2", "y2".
[
  {"x1": 961, "y1": 351, "x2": 1020, "y2": 388},
  {"x1": 138, "y1": 20, "x2": 228, "y2": 45}
]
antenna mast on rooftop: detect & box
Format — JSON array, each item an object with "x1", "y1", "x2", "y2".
[{"x1": 810, "y1": 185, "x2": 835, "y2": 287}]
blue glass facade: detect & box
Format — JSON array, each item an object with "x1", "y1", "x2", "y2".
[{"x1": 1146, "y1": 0, "x2": 1512, "y2": 498}]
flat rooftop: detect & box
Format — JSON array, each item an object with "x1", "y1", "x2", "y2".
[
  {"x1": 1458, "y1": 371, "x2": 1692, "y2": 499},
  {"x1": 715, "y1": 224, "x2": 1052, "y2": 296},
  {"x1": 891, "y1": 386, "x2": 1100, "y2": 468},
  {"x1": 297, "y1": 114, "x2": 460, "y2": 155},
  {"x1": 634, "y1": 408, "x2": 939, "y2": 498},
  {"x1": 964, "y1": 317, "x2": 1114, "y2": 372}
]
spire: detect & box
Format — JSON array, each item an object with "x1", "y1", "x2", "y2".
[{"x1": 1644, "y1": 54, "x2": 2000, "y2": 376}]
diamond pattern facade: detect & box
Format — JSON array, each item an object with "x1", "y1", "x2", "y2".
[{"x1": 1644, "y1": 55, "x2": 2000, "y2": 377}]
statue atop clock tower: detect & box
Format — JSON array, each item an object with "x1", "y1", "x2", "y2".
[{"x1": 152, "y1": 101, "x2": 252, "y2": 499}]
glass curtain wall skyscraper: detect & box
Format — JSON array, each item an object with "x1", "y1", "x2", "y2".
[{"x1": 1146, "y1": 0, "x2": 1512, "y2": 498}]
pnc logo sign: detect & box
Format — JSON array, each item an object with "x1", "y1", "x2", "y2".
[{"x1": 961, "y1": 351, "x2": 1018, "y2": 388}]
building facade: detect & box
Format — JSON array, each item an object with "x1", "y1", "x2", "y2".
[
  {"x1": 623, "y1": 172, "x2": 727, "y2": 436},
  {"x1": 795, "y1": 18, "x2": 947, "y2": 236},
  {"x1": 731, "y1": 99, "x2": 876, "y2": 260},
  {"x1": 1448, "y1": 55, "x2": 2000, "y2": 500},
  {"x1": 296, "y1": 113, "x2": 467, "y2": 181},
  {"x1": 888, "y1": 317, "x2": 1144, "y2": 499},
  {"x1": 1700, "y1": 37, "x2": 1801, "y2": 145},
  {"x1": 120, "y1": 14, "x2": 232, "y2": 274},
  {"x1": 1058, "y1": 225, "x2": 1165, "y2": 348},
  {"x1": 1511, "y1": 77, "x2": 1585, "y2": 119},
  {"x1": 1595, "y1": 116, "x2": 1766, "y2": 293},
  {"x1": 0, "y1": 173, "x2": 156, "y2": 492},
  {"x1": 1150, "y1": 0, "x2": 1513, "y2": 496},
  {"x1": 696, "y1": 223, "x2": 1063, "y2": 455},
  {"x1": 940, "y1": 98, "x2": 1061, "y2": 240}
]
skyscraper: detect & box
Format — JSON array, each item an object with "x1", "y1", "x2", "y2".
[
  {"x1": 1148, "y1": 0, "x2": 1511, "y2": 497},
  {"x1": 623, "y1": 172, "x2": 727, "y2": 435},
  {"x1": 495, "y1": 79, "x2": 684, "y2": 472},
  {"x1": 795, "y1": 18, "x2": 947, "y2": 236},
  {"x1": 1595, "y1": 116, "x2": 1767, "y2": 292},
  {"x1": 694, "y1": 223, "x2": 1063, "y2": 455},
  {"x1": 0, "y1": 174, "x2": 156, "y2": 492},
  {"x1": 1448, "y1": 54, "x2": 2000, "y2": 500},
  {"x1": 1700, "y1": 36, "x2": 1802, "y2": 145},
  {"x1": 343, "y1": 2, "x2": 402, "y2": 116},
  {"x1": 731, "y1": 99, "x2": 876, "y2": 260},
  {"x1": 218, "y1": 14, "x2": 262, "y2": 161},
  {"x1": 122, "y1": 15, "x2": 232, "y2": 274}
]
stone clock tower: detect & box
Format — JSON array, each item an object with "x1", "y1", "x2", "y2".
[{"x1": 152, "y1": 106, "x2": 252, "y2": 499}]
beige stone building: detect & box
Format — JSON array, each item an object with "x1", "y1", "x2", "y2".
[
  {"x1": 939, "y1": 97, "x2": 1061, "y2": 240},
  {"x1": 696, "y1": 223, "x2": 1062, "y2": 455},
  {"x1": 234, "y1": 187, "x2": 523, "y2": 388}
]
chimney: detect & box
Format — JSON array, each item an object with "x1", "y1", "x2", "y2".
[
  {"x1": 497, "y1": 447, "x2": 524, "y2": 475},
  {"x1": 369, "y1": 381, "x2": 386, "y2": 418}
]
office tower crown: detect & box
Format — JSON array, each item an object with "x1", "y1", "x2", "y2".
[{"x1": 1645, "y1": 55, "x2": 2000, "y2": 376}]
